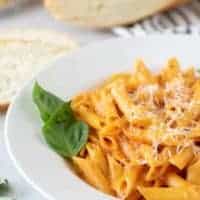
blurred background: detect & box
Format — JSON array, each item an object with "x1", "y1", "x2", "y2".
[
  {"x1": 1, "y1": 0, "x2": 200, "y2": 199},
  {"x1": 1, "y1": 0, "x2": 200, "y2": 42},
  {"x1": 0, "y1": 0, "x2": 113, "y2": 44}
]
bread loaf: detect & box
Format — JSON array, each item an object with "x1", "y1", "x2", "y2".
[
  {"x1": 0, "y1": 29, "x2": 77, "y2": 112},
  {"x1": 44, "y1": 0, "x2": 190, "y2": 28}
]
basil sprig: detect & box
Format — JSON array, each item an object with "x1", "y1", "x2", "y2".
[
  {"x1": 0, "y1": 179, "x2": 13, "y2": 200},
  {"x1": 33, "y1": 82, "x2": 89, "y2": 158}
]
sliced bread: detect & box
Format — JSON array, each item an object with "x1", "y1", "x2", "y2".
[
  {"x1": 0, "y1": 29, "x2": 77, "y2": 112},
  {"x1": 44, "y1": 0, "x2": 190, "y2": 28}
]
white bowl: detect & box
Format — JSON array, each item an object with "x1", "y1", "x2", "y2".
[{"x1": 5, "y1": 36, "x2": 200, "y2": 200}]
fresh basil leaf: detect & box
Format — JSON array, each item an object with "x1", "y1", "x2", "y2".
[
  {"x1": 0, "y1": 179, "x2": 8, "y2": 186},
  {"x1": 33, "y1": 82, "x2": 64, "y2": 122},
  {"x1": 63, "y1": 121, "x2": 89, "y2": 156},
  {"x1": 0, "y1": 179, "x2": 8, "y2": 193},
  {"x1": 42, "y1": 102, "x2": 89, "y2": 157},
  {"x1": 33, "y1": 83, "x2": 89, "y2": 157},
  {"x1": 0, "y1": 179, "x2": 13, "y2": 200}
]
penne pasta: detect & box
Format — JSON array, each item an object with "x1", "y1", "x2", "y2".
[
  {"x1": 70, "y1": 58, "x2": 200, "y2": 200},
  {"x1": 187, "y1": 159, "x2": 200, "y2": 185},
  {"x1": 73, "y1": 157, "x2": 113, "y2": 194},
  {"x1": 138, "y1": 186, "x2": 200, "y2": 200},
  {"x1": 169, "y1": 147, "x2": 194, "y2": 170}
]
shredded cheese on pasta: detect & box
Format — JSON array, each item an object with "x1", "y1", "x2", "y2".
[{"x1": 71, "y1": 58, "x2": 200, "y2": 200}]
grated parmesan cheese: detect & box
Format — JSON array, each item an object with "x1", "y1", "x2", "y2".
[{"x1": 123, "y1": 66, "x2": 200, "y2": 166}]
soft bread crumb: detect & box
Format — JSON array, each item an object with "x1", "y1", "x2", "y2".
[{"x1": 0, "y1": 29, "x2": 77, "y2": 112}]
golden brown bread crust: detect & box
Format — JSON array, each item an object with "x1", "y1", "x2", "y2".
[
  {"x1": 44, "y1": 0, "x2": 191, "y2": 28},
  {"x1": 0, "y1": 102, "x2": 9, "y2": 113}
]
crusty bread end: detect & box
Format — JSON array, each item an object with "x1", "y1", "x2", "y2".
[
  {"x1": 44, "y1": 0, "x2": 191, "y2": 28},
  {"x1": 0, "y1": 102, "x2": 9, "y2": 113}
]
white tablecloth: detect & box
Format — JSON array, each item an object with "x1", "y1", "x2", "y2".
[{"x1": 0, "y1": 1, "x2": 113, "y2": 199}]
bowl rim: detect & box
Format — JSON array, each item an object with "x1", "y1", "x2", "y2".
[{"x1": 4, "y1": 35, "x2": 199, "y2": 200}]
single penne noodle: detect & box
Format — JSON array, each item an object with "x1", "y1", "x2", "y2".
[
  {"x1": 138, "y1": 186, "x2": 200, "y2": 200},
  {"x1": 133, "y1": 59, "x2": 155, "y2": 84},
  {"x1": 100, "y1": 135, "x2": 119, "y2": 151},
  {"x1": 72, "y1": 157, "x2": 113, "y2": 195},
  {"x1": 160, "y1": 57, "x2": 181, "y2": 82},
  {"x1": 169, "y1": 147, "x2": 194, "y2": 170},
  {"x1": 166, "y1": 172, "x2": 191, "y2": 187},
  {"x1": 76, "y1": 105, "x2": 105, "y2": 129},
  {"x1": 187, "y1": 159, "x2": 200, "y2": 185},
  {"x1": 86, "y1": 143, "x2": 109, "y2": 176}
]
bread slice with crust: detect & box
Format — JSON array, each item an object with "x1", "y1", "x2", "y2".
[
  {"x1": 44, "y1": 0, "x2": 190, "y2": 28},
  {"x1": 0, "y1": 29, "x2": 77, "y2": 112}
]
